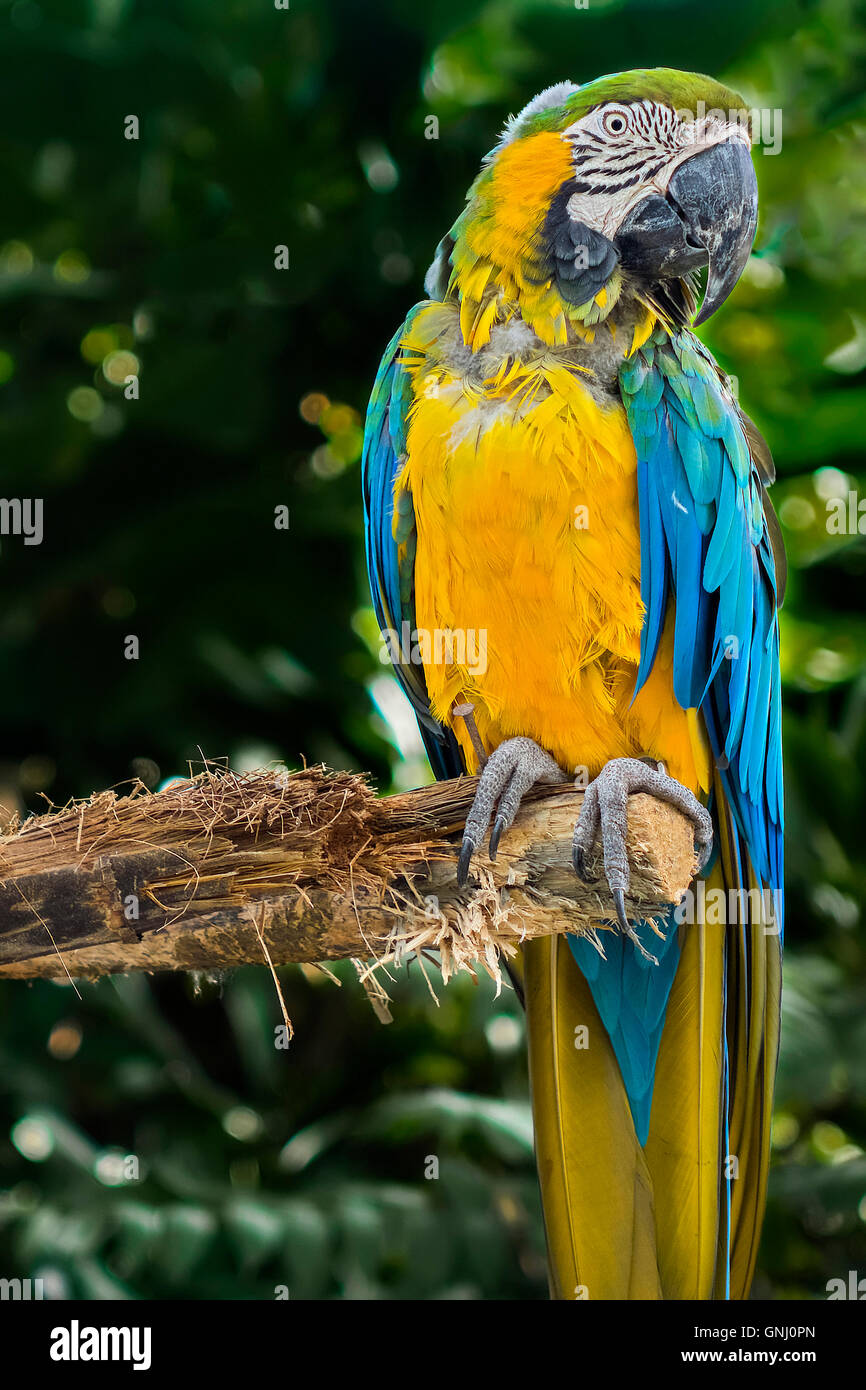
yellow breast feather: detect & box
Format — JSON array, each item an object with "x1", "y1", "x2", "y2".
[{"x1": 395, "y1": 303, "x2": 711, "y2": 795}]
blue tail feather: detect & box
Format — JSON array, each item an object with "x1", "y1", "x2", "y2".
[{"x1": 568, "y1": 912, "x2": 681, "y2": 1145}]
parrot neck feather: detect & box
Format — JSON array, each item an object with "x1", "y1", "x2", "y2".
[{"x1": 444, "y1": 132, "x2": 663, "y2": 350}]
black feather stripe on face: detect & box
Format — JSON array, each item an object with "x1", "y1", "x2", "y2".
[
  {"x1": 566, "y1": 144, "x2": 671, "y2": 197},
  {"x1": 584, "y1": 174, "x2": 644, "y2": 195},
  {"x1": 538, "y1": 180, "x2": 621, "y2": 306}
]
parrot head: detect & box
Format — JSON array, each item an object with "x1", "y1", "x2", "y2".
[{"x1": 429, "y1": 68, "x2": 758, "y2": 350}]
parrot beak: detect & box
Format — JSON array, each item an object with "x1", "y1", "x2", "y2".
[
  {"x1": 665, "y1": 137, "x2": 758, "y2": 325},
  {"x1": 614, "y1": 137, "x2": 758, "y2": 325}
]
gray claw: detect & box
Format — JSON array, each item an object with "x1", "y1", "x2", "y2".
[
  {"x1": 457, "y1": 838, "x2": 475, "y2": 888},
  {"x1": 489, "y1": 814, "x2": 507, "y2": 860},
  {"x1": 610, "y1": 888, "x2": 659, "y2": 964},
  {"x1": 612, "y1": 886, "x2": 631, "y2": 935},
  {"x1": 456, "y1": 736, "x2": 567, "y2": 886},
  {"x1": 573, "y1": 842, "x2": 595, "y2": 882},
  {"x1": 573, "y1": 756, "x2": 712, "y2": 960}
]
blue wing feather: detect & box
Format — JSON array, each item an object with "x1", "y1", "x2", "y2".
[
  {"x1": 361, "y1": 309, "x2": 463, "y2": 780},
  {"x1": 572, "y1": 326, "x2": 784, "y2": 1146},
  {"x1": 634, "y1": 456, "x2": 670, "y2": 692},
  {"x1": 624, "y1": 328, "x2": 784, "y2": 900}
]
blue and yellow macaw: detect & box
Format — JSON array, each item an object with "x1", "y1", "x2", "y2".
[{"x1": 362, "y1": 68, "x2": 784, "y2": 1300}]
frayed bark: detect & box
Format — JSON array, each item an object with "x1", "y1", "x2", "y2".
[{"x1": 0, "y1": 765, "x2": 697, "y2": 989}]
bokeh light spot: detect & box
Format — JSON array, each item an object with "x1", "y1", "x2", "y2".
[
  {"x1": 0, "y1": 240, "x2": 34, "y2": 275},
  {"x1": 223, "y1": 1106, "x2": 264, "y2": 1142},
  {"x1": 299, "y1": 391, "x2": 329, "y2": 424},
  {"x1": 53, "y1": 249, "x2": 91, "y2": 285},
  {"x1": 12, "y1": 1116, "x2": 54, "y2": 1162},
  {"x1": 48, "y1": 1020, "x2": 82, "y2": 1061},
  {"x1": 102, "y1": 349, "x2": 139, "y2": 385},
  {"x1": 66, "y1": 386, "x2": 103, "y2": 422}
]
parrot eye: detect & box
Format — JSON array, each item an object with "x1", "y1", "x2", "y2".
[{"x1": 602, "y1": 110, "x2": 628, "y2": 136}]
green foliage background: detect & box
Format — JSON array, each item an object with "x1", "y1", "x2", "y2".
[{"x1": 0, "y1": 0, "x2": 865, "y2": 1299}]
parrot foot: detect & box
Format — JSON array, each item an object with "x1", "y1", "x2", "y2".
[
  {"x1": 457, "y1": 737, "x2": 568, "y2": 887},
  {"x1": 572, "y1": 757, "x2": 713, "y2": 958}
]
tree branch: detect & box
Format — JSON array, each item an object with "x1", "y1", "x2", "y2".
[{"x1": 0, "y1": 766, "x2": 697, "y2": 983}]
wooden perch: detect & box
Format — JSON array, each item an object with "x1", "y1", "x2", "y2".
[{"x1": 0, "y1": 766, "x2": 699, "y2": 985}]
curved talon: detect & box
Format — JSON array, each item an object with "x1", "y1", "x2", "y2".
[
  {"x1": 573, "y1": 842, "x2": 596, "y2": 882},
  {"x1": 613, "y1": 889, "x2": 659, "y2": 965},
  {"x1": 457, "y1": 838, "x2": 475, "y2": 888},
  {"x1": 612, "y1": 887, "x2": 631, "y2": 935},
  {"x1": 455, "y1": 736, "x2": 568, "y2": 887},
  {"x1": 695, "y1": 835, "x2": 713, "y2": 875},
  {"x1": 573, "y1": 755, "x2": 712, "y2": 961},
  {"x1": 489, "y1": 814, "x2": 506, "y2": 860}
]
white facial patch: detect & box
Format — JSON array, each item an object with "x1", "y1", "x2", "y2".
[{"x1": 561, "y1": 100, "x2": 752, "y2": 240}]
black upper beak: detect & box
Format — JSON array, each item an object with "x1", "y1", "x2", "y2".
[
  {"x1": 615, "y1": 138, "x2": 758, "y2": 325},
  {"x1": 667, "y1": 138, "x2": 758, "y2": 324}
]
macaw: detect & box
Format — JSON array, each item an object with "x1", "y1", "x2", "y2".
[{"x1": 362, "y1": 68, "x2": 784, "y2": 1300}]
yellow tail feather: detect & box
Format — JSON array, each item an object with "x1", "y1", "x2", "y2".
[
  {"x1": 524, "y1": 933, "x2": 663, "y2": 1299},
  {"x1": 524, "y1": 825, "x2": 780, "y2": 1300}
]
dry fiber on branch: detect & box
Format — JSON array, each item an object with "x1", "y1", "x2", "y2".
[{"x1": 0, "y1": 764, "x2": 699, "y2": 991}]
